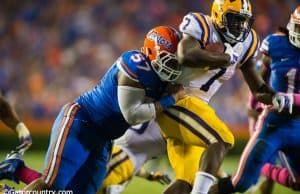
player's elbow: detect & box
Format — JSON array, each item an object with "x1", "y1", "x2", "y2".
[
  {"x1": 177, "y1": 52, "x2": 187, "y2": 66},
  {"x1": 178, "y1": 49, "x2": 195, "y2": 66},
  {"x1": 177, "y1": 43, "x2": 189, "y2": 65},
  {"x1": 122, "y1": 111, "x2": 140, "y2": 125},
  {"x1": 0, "y1": 96, "x2": 7, "y2": 108}
]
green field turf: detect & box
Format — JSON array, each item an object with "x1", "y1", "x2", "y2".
[{"x1": 0, "y1": 151, "x2": 297, "y2": 194}]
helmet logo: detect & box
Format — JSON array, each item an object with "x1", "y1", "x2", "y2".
[{"x1": 148, "y1": 31, "x2": 173, "y2": 50}]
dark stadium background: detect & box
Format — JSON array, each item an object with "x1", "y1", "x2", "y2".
[{"x1": 0, "y1": 1, "x2": 299, "y2": 193}]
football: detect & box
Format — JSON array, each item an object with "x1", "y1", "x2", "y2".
[{"x1": 205, "y1": 42, "x2": 225, "y2": 53}]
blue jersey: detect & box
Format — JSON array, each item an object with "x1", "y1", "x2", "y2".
[
  {"x1": 75, "y1": 50, "x2": 166, "y2": 139},
  {"x1": 260, "y1": 33, "x2": 300, "y2": 93},
  {"x1": 231, "y1": 32, "x2": 300, "y2": 194}
]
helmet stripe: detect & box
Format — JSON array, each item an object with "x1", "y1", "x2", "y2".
[
  {"x1": 241, "y1": 29, "x2": 259, "y2": 64},
  {"x1": 193, "y1": 13, "x2": 210, "y2": 46}
]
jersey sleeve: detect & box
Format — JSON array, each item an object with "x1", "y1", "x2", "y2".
[
  {"x1": 179, "y1": 12, "x2": 211, "y2": 47},
  {"x1": 116, "y1": 51, "x2": 140, "y2": 82},
  {"x1": 259, "y1": 35, "x2": 273, "y2": 56},
  {"x1": 240, "y1": 29, "x2": 260, "y2": 65}
]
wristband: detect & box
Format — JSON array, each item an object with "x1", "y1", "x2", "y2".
[
  {"x1": 159, "y1": 95, "x2": 175, "y2": 110},
  {"x1": 294, "y1": 93, "x2": 300, "y2": 106}
]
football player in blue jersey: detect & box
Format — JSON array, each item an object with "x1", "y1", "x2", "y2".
[
  {"x1": 21, "y1": 26, "x2": 185, "y2": 194},
  {"x1": 209, "y1": 5, "x2": 300, "y2": 194},
  {"x1": 0, "y1": 95, "x2": 32, "y2": 153}
]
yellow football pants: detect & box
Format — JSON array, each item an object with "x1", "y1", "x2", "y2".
[
  {"x1": 98, "y1": 146, "x2": 134, "y2": 194},
  {"x1": 157, "y1": 96, "x2": 235, "y2": 185}
]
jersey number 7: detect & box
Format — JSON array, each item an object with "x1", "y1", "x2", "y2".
[{"x1": 200, "y1": 68, "x2": 226, "y2": 92}]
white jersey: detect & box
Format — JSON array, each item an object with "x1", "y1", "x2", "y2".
[
  {"x1": 177, "y1": 12, "x2": 259, "y2": 103},
  {"x1": 114, "y1": 120, "x2": 166, "y2": 174}
]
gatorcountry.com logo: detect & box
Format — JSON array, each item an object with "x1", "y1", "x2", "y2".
[{"x1": 147, "y1": 31, "x2": 173, "y2": 49}]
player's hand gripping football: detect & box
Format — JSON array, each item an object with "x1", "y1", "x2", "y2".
[
  {"x1": 272, "y1": 93, "x2": 294, "y2": 114},
  {"x1": 15, "y1": 123, "x2": 32, "y2": 154},
  {"x1": 147, "y1": 171, "x2": 172, "y2": 185}
]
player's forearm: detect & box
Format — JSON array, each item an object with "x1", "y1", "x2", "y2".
[
  {"x1": 0, "y1": 96, "x2": 20, "y2": 130},
  {"x1": 124, "y1": 95, "x2": 176, "y2": 125},
  {"x1": 178, "y1": 45, "x2": 230, "y2": 69},
  {"x1": 118, "y1": 86, "x2": 176, "y2": 125},
  {"x1": 177, "y1": 35, "x2": 230, "y2": 69},
  {"x1": 241, "y1": 60, "x2": 275, "y2": 105},
  {"x1": 118, "y1": 75, "x2": 157, "y2": 125},
  {"x1": 0, "y1": 96, "x2": 31, "y2": 147}
]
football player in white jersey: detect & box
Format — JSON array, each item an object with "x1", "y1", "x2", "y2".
[
  {"x1": 156, "y1": 0, "x2": 284, "y2": 194},
  {"x1": 99, "y1": 120, "x2": 170, "y2": 194}
]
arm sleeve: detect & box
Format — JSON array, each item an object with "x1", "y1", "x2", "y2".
[{"x1": 118, "y1": 86, "x2": 156, "y2": 125}]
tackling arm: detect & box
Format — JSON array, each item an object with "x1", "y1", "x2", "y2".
[
  {"x1": 0, "y1": 96, "x2": 31, "y2": 151},
  {"x1": 177, "y1": 34, "x2": 231, "y2": 69},
  {"x1": 0, "y1": 95, "x2": 21, "y2": 129},
  {"x1": 117, "y1": 72, "x2": 185, "y2": 125}
]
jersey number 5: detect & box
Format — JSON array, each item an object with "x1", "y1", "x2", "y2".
[{"x1": 131, "y1": 53, "x2": 151, "y2": 71}]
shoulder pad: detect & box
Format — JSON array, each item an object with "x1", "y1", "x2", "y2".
[
  {"x1": 240, "y1": 29, "x2": 260, "y2": 65},
  {"x1": 179, "y1": 12, "x2": 211, "y2": 47},
  {"x1": 117, "y1": 50, "x2": 151, "y2": 81},
  {"x1": 260, "y1": 33, "x2": 288, "y2": 57},
  {"x1": 259, "y1": 34, "x2": 273, "y2": 56}
]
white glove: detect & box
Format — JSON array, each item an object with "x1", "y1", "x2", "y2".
[
  {"x1": 224, "y1": 43, "x2": 239, "y2": 65},
  {"x1": 15, "y1": 122, "x2": 32, "y2": 154},
  {"x1": 272, "y1": 93, "x2": 294, "y2": 114}
]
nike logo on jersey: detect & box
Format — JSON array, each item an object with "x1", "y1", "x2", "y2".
[
  {"x1": 266, "y1": 123, "x2": 276, "y2": 128},
  {"x1": 281, "y1": 58, "x2": 289, "y2": 62}
]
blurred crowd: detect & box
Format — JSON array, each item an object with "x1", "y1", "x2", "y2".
[{"x1": 0, "y1": 0, "x2": 298, "y2": 124}]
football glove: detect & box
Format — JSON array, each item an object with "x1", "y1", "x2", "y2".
[
  {"x1": 147, "y1": 171, "x2": 171, "y2": 185},
  {"x1": 272, "y1": 93, "x2": 294, "y2": 114}
]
